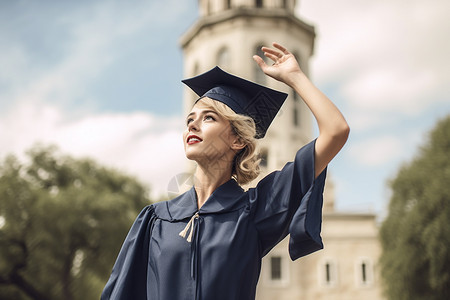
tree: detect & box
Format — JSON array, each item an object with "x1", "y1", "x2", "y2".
[
  {"x1": 0, "y1": 146, "x2": 151, "y2": 300},
  {"x1": 380, "y1": 115, "x2": 450, "y2": 300}
]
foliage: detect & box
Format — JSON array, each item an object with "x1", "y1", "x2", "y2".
[
  {"x1": 380, "y1": 115, "x2": 450, "y2": 300},
  {"x1": 0, "y1": 146, "x2": 151, "y2": 300}
]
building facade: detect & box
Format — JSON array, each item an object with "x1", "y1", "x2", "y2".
[{"x1": 180, "y1": 0, "x2": 383, "y2": 299}]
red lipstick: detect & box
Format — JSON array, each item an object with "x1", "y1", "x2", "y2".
[{"x1": 187, "y1": 134, "x2": 202, "y2": 145}]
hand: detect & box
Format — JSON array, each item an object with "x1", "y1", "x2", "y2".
[{"x1": 252, "y1": 42, "x2": 303, "y2": 87}]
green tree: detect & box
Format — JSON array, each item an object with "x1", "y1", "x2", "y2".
[
  {"x1": 380, "y1": 115, "x2": 450, "y2": 300},
  {"x1": 0, "y1": 146, "x2": 151, "y2": 300}
]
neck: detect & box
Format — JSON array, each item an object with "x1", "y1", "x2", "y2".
[{"x1": 193, "y1": 158, "x2": 233, "y2": 209}]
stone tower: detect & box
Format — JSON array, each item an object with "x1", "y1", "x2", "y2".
[
  {"x1": 180, "y1": 0, "x2": 317, "y2": 184},
  {"x1": 180, "y1": 1, "x2": 382, "y2": 299}
]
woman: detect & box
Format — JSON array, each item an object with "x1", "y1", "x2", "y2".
[{"x1": 101, "y1": 43, "x2": 349, "y2": 300}]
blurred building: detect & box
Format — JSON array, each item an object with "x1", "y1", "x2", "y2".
[{"x1": 180, "y1": 0, "x2": 383, "y2": 299}]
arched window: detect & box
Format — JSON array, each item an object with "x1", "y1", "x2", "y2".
[
  {"x1": 292, "y1": 89, "x2": 300, "y2": 127},
  {"x1": 192, "y1": 63, "x2": 199, "y2": 76},
  {"x1": 259, "y1": 148, "x2": 268, "y2": 168},
  {"x1": 293, "y1": 106, "x2": 299, "y2": 127},
  {"x1": 191, "y1": 63, "x2": 200, "y2": 106},
  {"x1": 291, "y1": 52, "x2": 302, "y2": 127},
  {"x1": 253, "y1": 44, "x2": 267, "y2": 84},
  {"x1": 217, "y1": 47, "x2": 230, "y2": 69}
]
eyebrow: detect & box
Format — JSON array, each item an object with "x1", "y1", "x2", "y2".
[{"x1": 186, "y1": 109, "x2": 219, "y2": 119}]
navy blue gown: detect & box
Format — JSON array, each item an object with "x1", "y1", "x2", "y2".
[{"x1": 101, "y1": 140, "x2": 327, "y2": 299}]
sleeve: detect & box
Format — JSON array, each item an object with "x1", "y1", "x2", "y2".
[
  {"x1": 249, "y1": 139, "x2": 327, "y2": 260},
  {"x1": 101, "y1": 205, "x2": 156, "y2": 300}
]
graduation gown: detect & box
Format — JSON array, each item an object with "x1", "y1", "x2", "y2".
[{"x1": 101, "y1": 140, "x2": 327, "y2": 300}]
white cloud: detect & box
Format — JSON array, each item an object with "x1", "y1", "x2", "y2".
[
  {"x1": 346, "y1": 135, "x2": 404, "y2": 167},
  {"x1": 0, "y1": 100, "x2": 187, "y2": 198},
  {"x1": 296, "y1": 0, "x2": 450, "y2": 213},
  {"x1": 341, "y1": 67, "x2": 437, "y2": 115},
  {"x1": 298, "y1": 0, "x2": 450, "y2": 123},
  {"x1": 345, "y1": 109, "x2": 394, "y2": 133}
]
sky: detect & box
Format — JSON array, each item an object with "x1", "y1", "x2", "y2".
[{"x1": 1, "y1": 0, "x2": 449, "y2": 217}]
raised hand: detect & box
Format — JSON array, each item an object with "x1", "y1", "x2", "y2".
[
  {"x1": 254, "y1": 43, "x2": 349, "y2": 178},
  {"x1": 252, "y1": 42, "x2": 303, "y2": 87}
]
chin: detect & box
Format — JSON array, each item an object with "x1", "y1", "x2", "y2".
[{"x1": 184, "y1": 150, "x2": 199, "y2": 162}]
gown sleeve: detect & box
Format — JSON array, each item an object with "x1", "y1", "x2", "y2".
[
  {"x1": 250, "y1": 139, "x2": 327, "y2": 261},
  {"x1": 101, "y1": 205, "x2": 156, "y2": 300}
]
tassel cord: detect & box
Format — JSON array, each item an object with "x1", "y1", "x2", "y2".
[{"x1": 179, "y1": 212, "x2": 199, "y2": 242}]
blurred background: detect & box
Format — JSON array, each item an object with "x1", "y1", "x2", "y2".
[
  {"x1": 0, "y1": 0, "x2": 449, "y2": 299},
  {"x1": 1, "y1": 0, "x2": 449, "y2": 214}
]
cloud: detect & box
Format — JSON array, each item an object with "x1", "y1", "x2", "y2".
[
  {"x1": 346, "y1": 135, "x2": 404, "y2": 167},
  {"x1": 299, "y1": 0, "x2": 450, "y2": 122},
  {"x1": 1, "y1": 0, "x2": 447, "y2": 215},
  {"x1": 341, "y1": 67, "x2": 437, "y2": 115},
  {"x1": 0, "y1": 0, "x2": 195, "y2": 108},
  {"x1": 346, "y1": 127, "x2": 425, "y2": 169},
  {"x1": 0, "y1": 1, "x2": 200, "y2": 199},
  {"x1": 0, "y1": 100, "x2": 186, "y2": 198}
]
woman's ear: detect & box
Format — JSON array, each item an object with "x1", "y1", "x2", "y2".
[{"x1": 231, "y1": 137, "x2": 246, "y2": 151}]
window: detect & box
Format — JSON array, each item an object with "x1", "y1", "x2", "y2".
[
  {"x1": 217, "y1": 47, "x2": 230, "y2": 69},
  {"x1": 256, "y1": 0, "x2": 263, "y2": 8},
  {"x1": 270, "y1": 256, "x2": 282, "y2": 280},
  {"x1": 191, "y1": 63, "x2": 200, "y2": 106},
  {"x1": 361, "y1": 262, "x2": 367, "y2": 282},
  {"x1": 293, "y1": 106, "x2": 299, "y2": 127},
  {"x1": 225, "y1": 0, "x2": 232, "y2": 9},
  {"x1": 325, "y1": 262, "x2": 332, "y2": 283},
  {"x1": 253, "y1": 44, "x2": 267, "y2": 84},
  {"x1": 356, "y1": 258, "x2": 374, "y2": 286},
  {"x1": 259, "y1": 148, "x2": 268, "y2": 168},
  {"x1": 267, "y1": 254, "x2": 289, "y2": 285},
  {"x1": 292, "y1": 90, "x2": 300, "y2": 127},
  {"x1": 192, "y1": 63, "x2": 199, "y2": 77},
  {"x1": 319, "y1": 259, "x2": 337, "y2": 287}
]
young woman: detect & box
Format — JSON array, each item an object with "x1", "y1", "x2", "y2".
[{"x1": 101, "y1": 43, "x2": 349, "y2": 300}]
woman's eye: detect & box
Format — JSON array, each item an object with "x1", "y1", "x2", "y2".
[
  {"x1": 204, "y1": 115, "x2": 215, "y2": 121},
  {"x1": 186, "y1": 118, "x2": 193, "y2": 126}
]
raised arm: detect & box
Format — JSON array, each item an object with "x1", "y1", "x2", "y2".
[{"x1": 253, "y1": 42, "x2": 350, "y2": 178}]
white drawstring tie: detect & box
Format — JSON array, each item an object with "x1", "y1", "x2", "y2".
[{"x1": 179, "y1": 212, "x2": 199, "y2": 242}]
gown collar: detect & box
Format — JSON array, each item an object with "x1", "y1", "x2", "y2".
[{"x1": 155, "y1": 179, "x2": 246, "y2": 221}]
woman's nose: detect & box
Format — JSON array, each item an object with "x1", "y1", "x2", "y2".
[{"x1": 188, "y1": 118, "x2": 200, "y2": 132}]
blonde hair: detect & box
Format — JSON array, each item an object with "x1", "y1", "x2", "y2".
[{"x1": 196, "y1": 97, "x2": 260, "y2": 185}]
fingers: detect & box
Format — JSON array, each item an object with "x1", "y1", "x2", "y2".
[
  {"x1": 254, "y1": 42, "x2": 291, "y2": 70},
  {"x1": 259, "y1": 42, "x2": 291, "y2": 64},
  {"x1": 262, "y1": 42, "x2": 289, "y2": 55},
  {"x1": 272, "y1": 42, "x2": 289, "y2": 55},
  {"x1": 252, "y1": 55, "x2": 267, "y2": 69},
  {"x1": 263, "y1": 52, "x2": 279, "y2": 63},
  {"x1": 261, "y1": 47, "x2": 282, "y2": 59}
]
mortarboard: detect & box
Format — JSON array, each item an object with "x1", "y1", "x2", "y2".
[{"x1": 182, "y1": 66, "x2": 288, "y2": 138}]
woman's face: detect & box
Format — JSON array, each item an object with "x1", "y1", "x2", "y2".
[{"x1": 183, "y1": 99, "x2": 240, "y2": 164}]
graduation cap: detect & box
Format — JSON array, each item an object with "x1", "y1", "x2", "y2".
[{"x1": 182, "y1": 66, "x2": 288, "y2": 138}]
